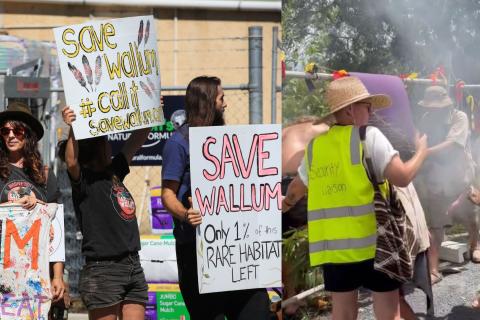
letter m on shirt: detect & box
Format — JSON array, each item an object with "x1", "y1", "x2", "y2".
[{"x1": 4, "y1": 218, "x2": 41, "y2": 270}]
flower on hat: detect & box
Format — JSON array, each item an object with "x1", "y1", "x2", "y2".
[{"x1": 332, "y1": 69, "x2": 349, "y2": 80}]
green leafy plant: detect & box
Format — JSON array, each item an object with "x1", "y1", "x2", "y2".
[{"x1": 283, "y1": 227, "x2": 323, "y2": 291}]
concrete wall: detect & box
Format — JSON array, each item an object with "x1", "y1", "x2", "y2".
[{"x1": 0, "y1": 3, "x2": 280, "y2": 123}]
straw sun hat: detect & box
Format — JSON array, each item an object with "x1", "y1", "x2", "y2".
[
  {"x1": 315, "y1": 76, "x2": 391, "y2": 124},
  {"x1": 418, "y1": 86, "x2": 453, "y2": 109}
]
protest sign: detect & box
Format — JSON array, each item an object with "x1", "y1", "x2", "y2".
[
  {"x1": 0, "y1": 204, "x2": 57, "y2": 319},
  {"x1": 109, "y1": 95, "x2": 185, "y2": 165},
  {"x1": 190, "y1": 124, "x2": 282, "y2": 293},
  {"x1": 49, "y1": 204, "x2": 65, "y2": 262},
  {"x1": 54, "y1": 15, "x2": 164, "y2": 140}
]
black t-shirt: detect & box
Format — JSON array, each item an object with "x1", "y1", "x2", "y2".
[
  {"x1": 0, "y1": 164, "x2": 60, "y2": 203},
  {"x1": 70, "y1": 153, "x2": 140, "y2": 259}
]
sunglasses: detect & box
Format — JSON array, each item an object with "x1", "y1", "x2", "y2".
[
  {"x1": 0, "y1": 127, "x2": 25, "y2": 138},
  {"x1": 353, "y1": 102, "x2": 373, "y2": 114}
]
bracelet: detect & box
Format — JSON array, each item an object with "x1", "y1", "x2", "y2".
[{"x1": 183, "y1": 209, "x2": 190, "y2": 222}]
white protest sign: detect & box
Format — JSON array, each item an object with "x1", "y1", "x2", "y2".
[
  {"x1": 190, "y1": 124, "x2": 282, "y2": 294},
  {"x1": 0, "y1": 204, "x2": 57, "y2": 319},
  {"x1": 54, "y1": 15, "x2": 164, "y2": 140},
  {"x1": 49, "y1": 204, "x2": 65, "y2": 262}
]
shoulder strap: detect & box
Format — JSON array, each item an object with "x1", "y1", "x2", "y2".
[
  {"x1": 359, "y1": 126, "x2": 380, "y2": 190},
  {"x1": 306, "y1": 139, "x2": 314, "y2": 172}
]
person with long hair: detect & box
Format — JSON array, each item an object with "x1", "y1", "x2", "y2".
[
  {"x1": 61, "y1": 102, "x2": 154, "y2": 320},
  {"x1": 0, "y1": 101, "x2": 65, "y2": 311},
  {"x1": 161, "y1": 76, "x2": 271, "y2": 319}
]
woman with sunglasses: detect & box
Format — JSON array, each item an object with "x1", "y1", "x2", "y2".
[{"x1": 0, "y1": 101, "x2": 65, "y2": 310}]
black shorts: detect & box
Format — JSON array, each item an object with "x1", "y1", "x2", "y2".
[
  {"x1": 79, "y1": 252, "x2": 148, "y2": 310},
  {"x1": 323, "y1": 259, "x2": 401, "y2": 292}
]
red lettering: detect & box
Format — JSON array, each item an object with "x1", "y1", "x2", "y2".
[
  {"x1": 232, "y1": 134, "x2": 257, "y2": 179},
  {"x1": 4, "y1": 219, "x2": 41, "y2": 270},
  {"x1": 239, "y1": 183, "x2": 252, "y2": 211},
  {"x1": 216, "y1": 186, "x2": 229, "y2": 214},
  {"x1": 257, "y1": 133, "x2": 278, "y2": 177},
  {"x1": 265, "y1": 182, "x2": 282, "y2": 211},
  {"x1": 195, "y1": 187, "x2": 216, "y2": 216},
  {"x1": 251, "y1": 184, "x2": 265, "y2": 212},
  {"x1": 202, "y1": 137, "x2": 221, "y2": 181},
  {"x1": 220, "y1": 135, "x2": 240, "y2": 179}
]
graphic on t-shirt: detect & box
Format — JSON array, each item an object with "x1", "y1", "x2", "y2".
[
  {"x1": 2, "y1": 181, "x2": 38, "y2": 202},
  {"x1": 111, "y1": 183, "x2": 136, "y2": 221}
]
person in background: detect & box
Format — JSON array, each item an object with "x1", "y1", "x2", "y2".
[
  {"x1": 161, "y1": 76, "x2": 271, "y2": 320},
  {"x1": 283, "y1": 76, "x2": 429, "y2": 320},
  {"x1": 0, "y1": 101, "x2": 65, "y2": 311},
  {"x1": 368, "y1": 114, "x2": 432, "y2": 319},
  {"x1": 414, "y1": 85, "x2": 476, "y2": 285},
  {"x1": 281, "y1": 117, "x2": 328, "y2": 315}
]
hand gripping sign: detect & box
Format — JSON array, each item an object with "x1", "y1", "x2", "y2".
[
  {"x1": 190, "y1": 124, "x2": 282, "y2": 294},
  {"x1": 54, "y1": 15, "x2": 164, "y2": 140}
]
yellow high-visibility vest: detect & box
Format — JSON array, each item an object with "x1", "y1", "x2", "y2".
[{"x1": 305, "y1": 125, "x2": 385, "y2": 266}]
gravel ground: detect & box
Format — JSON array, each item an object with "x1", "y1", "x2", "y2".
[
  {"x1": 311, "y1": 261, "x2": 480, "y2": 320},
  {"x1": 362, "y1": 261, "x2": 480, "y2": 319}
]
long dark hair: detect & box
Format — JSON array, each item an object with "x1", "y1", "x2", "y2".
[
  {"x1": 185, "y1": 76, "x2": 223, "y2": 127},
  {"x1": 0, "y1": 120, "x2": 45, "y2": 185}
]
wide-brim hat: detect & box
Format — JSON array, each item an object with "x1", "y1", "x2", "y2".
[
  {"x1": 314, "y1": 76, "x2": 391, "y2": 124},
  {"x1": 418, "y1": 85, "x2": 453, "y2": 108},
  {"x1": 0, "y1": 102, "x2": 44, "y2": 139}
]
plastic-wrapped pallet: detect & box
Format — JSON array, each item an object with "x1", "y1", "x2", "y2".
[{"x1": 140, "y1": 234, "x2": 178, "y2": 283}]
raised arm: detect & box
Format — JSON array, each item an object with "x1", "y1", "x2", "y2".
[
  {"x1": 121, "y1": 128, "x2": 151, "y2": 164},
  {"x1": 384, "y1": 133, "x2": 429, "y2": 187},
  {"x1": 62, "y1": 106, "x2": 80, "y2": 181}
]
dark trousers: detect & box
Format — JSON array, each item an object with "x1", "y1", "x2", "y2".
[{"x1": 175, "y1": 242, "x2": 270, "y2": 320}]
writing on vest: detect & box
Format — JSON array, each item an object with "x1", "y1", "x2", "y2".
[{"x1": 306, "y1": 126, "x2": 380, "y2": 266}]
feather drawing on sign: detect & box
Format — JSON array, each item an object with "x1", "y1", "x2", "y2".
[
  {"x1": 138, "y1": 20, "x2": 144, "y2": 45},
  {"x1": 146, "y1": 77, "x2": 157, "y2": 99},
  {"x1": 82, "y1": 55, "x2": 93, "y2": 92},
  {"x1": 67, "y1": 62, "x2": 89, "y2": 92},
  {"x1": 140, "y1": 81, "x2": 153, "y2": 99},
  {"x1": 94, "y1": 55, "x2": 102, "y2": 89},
  {"x1": 144, "y1": 20, "x2": 150, "y2": 44}
]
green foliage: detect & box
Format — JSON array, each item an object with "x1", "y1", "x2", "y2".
[
  {"x1": 282, "y1": 78, "x2": 328, "y2": 125},
  {"x1": 283, "y1": 0, "x2": 480, "y2": 82},
  {"x1": 283, "y1": 227, "x2": 324, "y2": 291}
]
